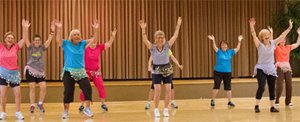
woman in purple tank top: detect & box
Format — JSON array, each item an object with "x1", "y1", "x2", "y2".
[
  {"x1": 249, "y1": 17, "x2": 292, "y2": 113},
  {"x1": 139, "y1": 17, "x2": 182, "y2": 117}
]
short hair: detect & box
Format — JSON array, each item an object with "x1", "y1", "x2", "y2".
[
  {"x1": 4, "y1": 31, "x2": 15, "y2": 39},
  {"x1": 258, "y1": 29, "x2": 270, "y2": 41},
  {"x1": 69, "y1": 29, "x2": 81, "y2": 41},
  {"x1": 219, "y1": 40, "x2": 228, "y2": 47}
]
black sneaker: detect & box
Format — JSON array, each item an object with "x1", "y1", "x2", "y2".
[
  {"x1": 210, "y1": 99, "x2": 215, "y2": 107},
  {"x1": 255, "y1": 105, "x2": 260, "y2": 113},
  {"x1": 270, "y1": 107, "x2": 279, "y2": 112},
  {"x1": 78, "y1": 105, "x2": 84, "y2": 112},
  {"x1": 101, "y1": 104, "x2": 108, "y2": 111},
  {"x1": 227, "y1": 101, "x2": 235, "y2": 107}
]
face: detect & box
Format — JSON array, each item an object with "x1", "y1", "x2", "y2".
[
  {"x1": 71, "y1": 31, "x2": 81, "y2": 44},
  {"x1": 4, "y1": 34, "x2": 15, "y2": 47},
  {"x1": 279, "y1": 39, "x2": 286, "y2": 46},
  {"x1": 155, "y1": 35, "x2": 165, "y2": 47},
  {"x1": 262, "y1": 31, "x2": 271, "y2": 42},
  {"x1": 221, "y1": 42, "x2": 228, "y2": 52},
  {"x1": 33, "y1": 37, "x2": 42, "y2": 47}
]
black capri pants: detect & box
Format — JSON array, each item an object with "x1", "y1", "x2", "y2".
[
  {"x1": 213, "y1": 71, "x2": 232, "y2": 90},
  {"x1": 63, "y1": 71, "x2": 92, "y2": 103}
]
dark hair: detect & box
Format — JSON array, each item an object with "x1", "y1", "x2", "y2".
[
  {"x1": 219, "y1": 40, "x2": 228, "y2": 47},
  {"x1": 33, "y1": 34, "x2": 41, "y2": 40}
]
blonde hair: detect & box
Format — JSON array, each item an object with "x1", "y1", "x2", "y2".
[
  {"x1": 154, "y1": 30, "x2": 165, "y2": 38},
  {"x1": 4, "y1": 31, "x2": 15, "y2": 39},
  {"x1": 258, "y1": 29, "x2": 270, "y2": 41},
  {"x1": 69, "y1": 29, "x2": 81, "y2": 41}
]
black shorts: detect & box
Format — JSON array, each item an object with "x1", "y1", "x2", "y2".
[
  {"x1": 26, "y1": 70, "x2": 46, "y2": 83},
  {"x1": 213, "y1": 71, "x2": 232, "y2": 90},
  {"x1": 151, "y1": 82, "x2": 174, "y2": 89},
  {"x1": 152, "y1": 74, "x2": 173, "y2": 84},
  {"x1": 0, "y1": 78, "x2": 20, "y2": 87}
]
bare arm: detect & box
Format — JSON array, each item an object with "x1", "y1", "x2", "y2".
[
  {"x1": 291, "y1": 27, "x2": 300, "y2": 50},
  {"x1": 19, "y1": 19, "x2": 31, "y2": 48},
  {"x1": 139, "y1": 20, "x2": 152, "y2": 49},
  {"x1": 274, "y1": 19, "x2": 293, "y2": 44},
  {"x1": 168, "y1": 17, "x2": 182, "y2": 47},
  {"x1": 208, "y1": 35, "x2": 218, "y2": 52},
  {"x1": 104, "y1": 28, "x2": 117, "y2": 50},
  {"x1": 148, "y1": 56, "x2": 152, "y2": 72},
  {"x1": 234, "y1": 35, "x2": 243, "y2": 53},
  {"x1": 267, "y1": 26, "x2": 273, "y2": 40},
  {"x1": 170, "y1": 55, "x2": 183, "y2": 70},
  {"x1": 44, "y1": 21, "x2": 56, "y2": 48},
  {"x1": 54, "y1": 20, "x2": 63, "y2": 47},
  {"x1": 249, "y1": 18, "x2": 260, "y2": 48},
  {"x1": 86, "y1": 20, "x2": 99, "y2": 44}
]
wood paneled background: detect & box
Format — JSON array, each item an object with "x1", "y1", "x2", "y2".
[{"x1": 0, "y1": 0, "x2": 285, "y2": 80}]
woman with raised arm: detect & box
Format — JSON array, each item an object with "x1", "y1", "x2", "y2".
[
  {"x1": 208, "y1": 35, "x2": 242, "y2": 108},
  {"x1": 275, "y1": 27, "x2": 300, "y2": 107},
  {"x1": 0, "y1": 19, "x2": 29, "y2": 120},
  {"x1": 139, "y1": 17, "x2": 182, "y2": 117},
  {"x1": 78, "y1": 27, "x2": 117, "y2": 112},
  {"x1": 145, "y1": 50, "x2": 183, "y2": 110},
  {"x1": 249, "y1": 18, "x2": 292, "y2": 113},
  {"x1": 54, "y1": 20, "x2": 99, "y2": 119},
  {"x1": 25, "y1": 21, "x2": 55, "y2": 113}
]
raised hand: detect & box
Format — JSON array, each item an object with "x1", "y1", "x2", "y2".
[
  {"x1": 249, "y1": 18, "x2": 256, "y2": 26},
  {"x1": 139, "y1": 20, "x2": 147, "y2": 29},
  {"x1": 91, "y1": 19, "x2": 99, "y2": 29},
  {"x1": 267, "y1": 26, "x2": 273, "y2": 33},
  {"x1": 238, "y1": 35, "x2": 243, "y2": 42},
  {"x1": 54, "y1": 20, "x2": 62, "y2": 28},
  {"x1": 111, "y1": 28, "x2": 117, "y2": 36},
  {"x1": 178, "y1": 65, "x2": 183, "y2": 70},
  {"x1": 50, "y1": 20, "x2": 56, "y2": 32},
  {"x1": 177, "y1": 17, "x2": 182, "y2": 26},
  {"x1": 208, "y1": 35, "x2": 215, "y2": 41},
  {"x1": 288, "y1": 19, "x2": 293, "y2": 30},
  {"x1": 22, "y1": 19, "x2": 31, "y2": 29}
]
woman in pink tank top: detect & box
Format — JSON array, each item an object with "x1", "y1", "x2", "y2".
[{"x1": 78, "y1": 28, "x2": 117, "y2": 112}]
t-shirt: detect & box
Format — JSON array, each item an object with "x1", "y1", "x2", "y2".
[
  {"x1": 0, "y1": 43, "x2": 20, "y2": 70},
  {"x1": 26, "y1": 44, "x2": 46, "y2": 72},
  {"x1": 62, "y1": 40, "x2": 87, "y2": 69},
  {"x1": 214, "y1": 49, "x2": 236, "y2": 72},
  {"x1": 84, "y1": 44, "x2": 105, "y2": 71},
  {"x1": 275, "y1": 45, "x2": 292, "y2": 62},
  {"x1": 150, "y1": 42, "x2": 170, "y2": 65}
]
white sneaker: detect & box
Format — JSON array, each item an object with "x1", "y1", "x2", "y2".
[
  {"x1": 0, "y1": 112, "x2": 6, "y2": 120},
  {"x1": 62, "y1": 111, "x2": 69, "y2": 119},
  {"x1": 83, "y1": 108, "x2": 93, "y2": 117},
  {"x1": 287, "y1": 103, "x2": 293, "y2": 107},
  {"x1": 154, "y1": 108, "x2": 160, "y2": 117},
  {"x1": 163, "y1": 108, "x2": 169, "y2": 117},
  {"x1": 15, "y1": 112, "x2": 24, "y2": 120}
]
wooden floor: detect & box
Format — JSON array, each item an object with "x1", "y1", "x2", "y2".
[{"x1": 2, "y1": 97, "x2": 300, "y2": 122}]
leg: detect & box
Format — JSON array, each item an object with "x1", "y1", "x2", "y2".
[
  {"x1": 164, "y1": 84, "x2": 171, "y2": 108},
  {"x1": 38, "y1": 81, "x2": 46, "y2": 104},
  {"x1": 0, "y1": 85, "x2": 8, "y2": 112},
  {"x1": 153, "y1": 84, "x2": 161, "y2": 108},
  {"x1": 275, "y1": 68, "x2": 284, "y2": 104},
  {"x1": 93, "y1": 75, "x2": 106, "y2": 104},
  {"x1": 284, "y1": 71, "x2": 292, "y2": 105},
  {"x1": 212, "y1": 71, "x2": 222, "y2": 100},
  {"x1": 255, "y1": 69, "x2": 267, "y2": 105},
  {"x1": 12, "y1": 85, "x2": 21, "y2": 112},
  {"x1": 77, "y1": 77, "x2": 92, "y2": 109},
  {"x1": 266, "y1": 75, "x2": 279, "y2": 112},
  {"x1": 62, "y1": 71, "x2": 76, "y2": 112},
  {"x1": 29, "y1": 82, "x2": 36, "y2": 106},
  {"x1": 223, "y1": 72, "x2": 232, "y2": 102},
  {"x1": 170, "y1": 83, "x2": 175, "y2": 100}
]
